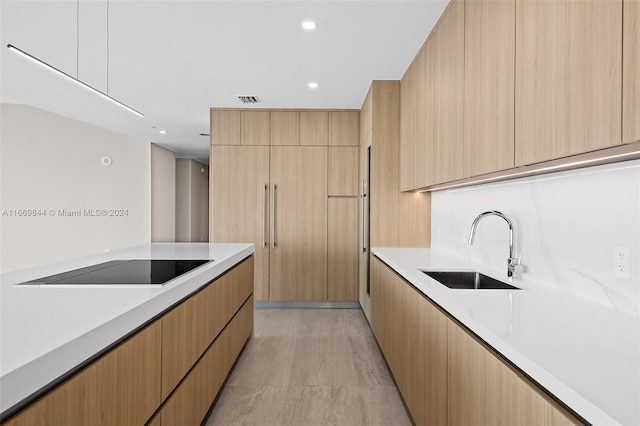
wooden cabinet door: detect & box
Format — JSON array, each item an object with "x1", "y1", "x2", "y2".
[
  {"x1": 211, "y1": 110, "x2": 240, "y2": 145},
  {"x1": 210, "y1": 146, "x2": 270, "y2": 300},
  {"x1": 329, "y1": 111, "x2": 359, "y2": 146},
  {"x1": 403, "y1": 286, "x2": 448, "y2": 426},
  {"x1": 328, "y1": 146, "x2": 358, "y2": 196},
  {"x1": 400, "y1": 63, "x2": 416, "y2": 191},
  {"x1": 433, "y1": 0, "x2": 464, "y2": 184},
  {"x1": 328, "y1": 198, "x2": 358, "y2": 301},
  {"x1": 240, "y1": 111, "x2": 270, "y2": 145},
  {"x1": 464, "y1": 0, "x2": 515, "y2": 177},
  {"x1": 515, "y1": 0, "x2": 622, "y2": 165},
  {"x1": 270, "y1": 111, "x2": 299, "y2": 146},
  {"x1": 269, "y1": 146, "x2": 328, "y2": 300},
  {"x1": 448, "y1": 321, "x2": 578, "y2": 425},
  {"x1": 624, "y1": 0, "x2": 640, "y2": 144},
  {"x1": 300, "y1": 111, "x2": 329, "y2": 145},
  {"x1": 413, "y1": 42, "x2": 435, "y2": 189}
]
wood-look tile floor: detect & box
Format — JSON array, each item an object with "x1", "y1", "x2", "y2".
[{"x1": 206, "y1": 308, "x2": 411, "y2": 426}]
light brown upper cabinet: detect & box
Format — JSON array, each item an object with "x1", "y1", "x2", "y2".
[
  {"x1": 515, "y1": 0, "x2": 622, "y2": 166},
  {"x1": 414, "y1": 42, "x2": 435, "y2": 189},
  {"x1": 241, "y1": 111, "x2": 270, "y2": 146},
  {"x1": 400, "y1": 40, "x2": 435, "y2": 191},
  {"x1": 624, "y1": 0, "x2": 640, "y2": 144},
  {"x1": 464, "y1": 0, "x2": 515, "y2": 177},
  {"x1": 270, "y1": 111, "x2": 299, "y2": 146},
  {"x1": 269, "y1": 146, "x2": 328, "y2": 301},
  {"x1": 399, "y1": 62, "x2": 415, "y2": 191},
  {"x1": 329, "y1": 111, "x2": 359, "y2": 146},
  {"x1": 433, "y1": 0, "x2": 465, "y2": 184},
  {"x1": 300, "y1": 111, "x2": 329, "y2": 145},
  {"x1": 211, "y1": 110, "x2": 240, "y2": 145}
]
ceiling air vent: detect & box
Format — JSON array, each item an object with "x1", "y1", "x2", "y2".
[{"x1": 237, "y1": 96, "x2": 260, "y2": 104}]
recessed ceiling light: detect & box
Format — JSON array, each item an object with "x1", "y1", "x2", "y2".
[
  {"x1": 308, "y1": 82, "x2": 318, "y2": 89},
  {"x1": 159, "y1": 130, "x2": 166, "y2": 134},
  {"x1": 302, "y1": 21, "x2": 317, "y2": 30}
]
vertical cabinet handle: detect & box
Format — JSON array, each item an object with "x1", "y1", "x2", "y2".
[
  {"x1": 362, "y1": 180, "x2": 367, "y2": 254},
  {"x1": 263, "y1": 183, "x2": 268, "y2": 248},
  {"x1": 272, "y1": 184, "x2": 278, "y2": 248}
]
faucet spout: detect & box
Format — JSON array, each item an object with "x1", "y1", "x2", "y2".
[{"x1": 468, "y1": 211, "x2": 519, "y2": 279}]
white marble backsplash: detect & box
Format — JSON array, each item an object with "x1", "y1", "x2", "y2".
[{"x1": 431, "y1": 159, "x2": 640, "y2": 316}]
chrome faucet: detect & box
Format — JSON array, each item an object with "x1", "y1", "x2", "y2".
[{"x1": 468, "y1": 211, "x2": 524, "y2": 280}]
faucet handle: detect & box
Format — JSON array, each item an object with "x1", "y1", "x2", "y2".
[{"x1": 510, "y1": 254, "x2": 525, "y2": 276}]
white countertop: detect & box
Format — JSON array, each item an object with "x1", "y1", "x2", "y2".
[
  {"x1": 0, "y1": 242, "x2": 254, "y2": 418},
  {"x1": 372, "y1": 248, "x2": 639, "y2": 426}
]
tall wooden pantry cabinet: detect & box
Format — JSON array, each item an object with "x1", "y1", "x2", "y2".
[{"x1": 210, "y1": 109, "x2": 359, "y2": 302}]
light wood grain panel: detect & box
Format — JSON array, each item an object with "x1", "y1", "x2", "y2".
[
  {"x1": 413, "y1": 41, "x2": 435, "y2": 188},
  {"x1": 3, "y1": 322, "x2": 162, "y2": 426},
  {"x1": 161, "y1": 283, "x2": 215, "y2": 399},
  {"x1": 515, "y1": 0, "x2": 622, "y2": 165},
  {"x1": 433, "y1": 0, "x2": 465, "y2": 184},
  {"x1": 624, "y1": 0, "x2": 640, "y2": 143},
  {"x1": 270, "y1": 111, "x2": 299, "y2": 146},
  {"x1": 211, "y1": 110, "x2": 240, "y2": 145},
  {"x1": 269, "y1": 146, "x2": 328, "y2": 300},
  {"x1": 369, "y1": 81, "x2": 431, "y2": 248},
  {"x1": 161, "y1": 297, "x2": 253, "y2": 426},
  {"x1": 241, "y1": 111, "x2": 270, "y2": 146},
  {"x1": 399, "y1": 65, "x2": 415, "y2": 191},
  {"x1": 2, "y1": 365, "x2": 100, "y2": 426},
  {"x1": 464, "y1": 0, "x2": 515, "y2": 177},
  {"x1": 414, "y1": 289, "x2": 448, "y2": 425},
  {"x1": 359, "y1": 131, "x2": 372, "y2": 321},
  {"x1": 448, "y1": 321, "x2": 579, "y2": 426},
  {"x1": 328, "y1": 198, "x2": 358, "y2": 301},
  {"x1": 360, "y1": 91, "x2": 373, "y2": 141},
  {"x1": 162, "y1": 257, "x2": 253, "y2": 399},
  {"x1": 300, "y1": 111, "x2": 329, "y2": 145},
  {"x1": 328, "y1": 147, "x2": 358, "y2": 196},
  {"x1": 147, "y1": 411, "x2": 161, "y2": 426},
  {"x1": 210, "y1": 146, "x2": 270, "y2": 300},
  {"x1": 98, "y1": 321, "x2": 162, "y2": 426},
  {"x1": 329, "y1": 111, "x2": 360, "y2": 146}
]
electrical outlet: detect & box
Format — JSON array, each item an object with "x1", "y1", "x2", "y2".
[{"x1": 614, "y1": 246, "x2": 630, "y2": 279}]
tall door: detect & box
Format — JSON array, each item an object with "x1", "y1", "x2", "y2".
[
  {"x1": 210, "y1": 146, "x2": 270, "y2": 300},
  {"x1": 269, "y1": 146, "x2": 328, "y2": 300}
]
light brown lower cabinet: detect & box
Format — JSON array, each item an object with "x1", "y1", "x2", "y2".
[
  {"x1": 371, "y1": 257, "x2": 580, "y2": 426},
  {"x1": 448, "y1": 321, "x2": 578, "y2": 426},
  {"x1": 2, "y1": 257, "x2": 254, "y2": 426},
  {"x1": 159, "y1": 296, "x2": 253, "y2": 426}
]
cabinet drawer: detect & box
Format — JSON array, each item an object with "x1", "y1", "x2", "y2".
[
  {"x1": 159, "y1": 296, "x2": 254, "y2": 426},
  {"x1": 162, "y1": 257, "x2": 254, "y2": 398}
]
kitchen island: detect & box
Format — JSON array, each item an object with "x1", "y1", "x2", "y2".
[
  {"x1": 372, "y1": 247, "x2": 639, "y2": 426},
  {"x1": 0, "y1": 242, "x2": 254, "y2": 424}
]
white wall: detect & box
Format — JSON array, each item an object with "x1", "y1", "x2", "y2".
[
  {"x1": 0, "y1": 104, "x2": 150, "y2": 272},
  {"x1": 151, "y1": 144, "x2": 176, "y2": 242},
  {"x1": 431, "y1": 160, "x2": 640, "y2": 316}
]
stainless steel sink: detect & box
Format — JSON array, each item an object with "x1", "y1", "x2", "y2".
[{"x1": 422, "y1": 270, "x2": 520, "y2": 290}]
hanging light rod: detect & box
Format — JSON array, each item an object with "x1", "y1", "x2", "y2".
[{"x1": 7, "y1": 44, "x2": 144, "y2": 118}]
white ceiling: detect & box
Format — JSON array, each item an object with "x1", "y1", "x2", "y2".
[{"x1": 1, "y1": 0, "x2": 448, "y2": 163}]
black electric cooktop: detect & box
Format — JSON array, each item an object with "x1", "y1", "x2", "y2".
[{"x1": 19, "y1": 259, "x2": 213, "y2": 286}]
